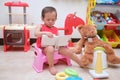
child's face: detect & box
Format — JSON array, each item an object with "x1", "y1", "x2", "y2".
[{"x1": 42, "y1": 12, "x2": 57, "y2": 27}]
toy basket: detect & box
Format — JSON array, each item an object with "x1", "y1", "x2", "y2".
[
  {"x1": 114, "y1": 30, "x2": 120, "y2": 47},
  {"x1": 96, "y1": 22, "x2": 105, "y2": 30},
  {"x1": 91, "y1": 17, "x2": 106, "y2": 30},
  {"x1": 97, "y1": 30, "x2": 106, "y2": 41},
  {"x1": 102, "y1": 30, "x2": 120, "y2": 48},
  {"x1": 116, "y1": 18, "x2": 120, "y2": 30},
  {"x1": 115, "y1": 30, "x2": 120, "y2": 38},
  {"x1": 105, "y1": 25, "x2": 118, "y2": 30},
  {"x1": 104, "y1": 13, "x2": 118, "y2": 30}
]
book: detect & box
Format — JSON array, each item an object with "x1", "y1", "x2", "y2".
[{"x1": 41, "y1": 35, "x2": 71, "y2": 48}]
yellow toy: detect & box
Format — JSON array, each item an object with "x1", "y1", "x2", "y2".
[
  {"x1": 55, "y1": 72, "x2": 68, "y2": 80},
  {"x1": 89, "y1": 47, "x2": 109, "y2": 78}
]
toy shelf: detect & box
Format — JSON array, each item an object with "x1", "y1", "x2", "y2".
[
  {"x1": 87, "y1": 0, "x2": 120, "y2": 48},
  {"x1": 102, "y1": 30, "x2": 120, "y2": 48}
]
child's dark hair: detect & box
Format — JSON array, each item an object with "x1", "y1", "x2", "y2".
[{"x1": 41, "y1": 6, "x2": 57, "y2": 18}]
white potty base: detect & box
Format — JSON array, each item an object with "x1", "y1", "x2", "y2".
[{"x1": 89, "y1": 70, "x2": 109, "y2": 78}]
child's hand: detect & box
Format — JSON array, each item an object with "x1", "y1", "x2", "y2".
[{"x1": 46, "y1": 32, "x2": 54, "y2": 38}]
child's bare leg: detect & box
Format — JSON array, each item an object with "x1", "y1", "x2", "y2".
[
  {"x1": 43, "y1": 46, "x2": 57, "y2": 75},
  {"x1": 58, "y1": 47, "x2": 81, "y2": 66}
]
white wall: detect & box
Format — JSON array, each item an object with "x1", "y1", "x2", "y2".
[{"x1": 0, "y1": 0, "x2": 88, "y2": 38}]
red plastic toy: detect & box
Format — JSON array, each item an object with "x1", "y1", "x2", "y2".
[
  {"x1": 3, "y1": 26, "x2": 30, "y2": 52},
  {"x1": 4, "y1": 1, "x2": 29, "y2": 24},
  {"x1": 4, "y1": 1, "x2": 29, "y2": 7},
  {"x1": 64, "y1": 13, "x2": 85, "y2": 35},
  {"x1": 58, "y1": 13, "x2": 85, "y2": 47}
]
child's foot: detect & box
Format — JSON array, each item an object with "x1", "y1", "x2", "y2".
[{"x1": 49, "y1": 67, "x2": 57, "y2": 75}]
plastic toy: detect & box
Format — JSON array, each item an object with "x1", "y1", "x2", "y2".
[
  {"x1": 89, "y1": 47, "x2": 109, "y2": 78},
  {"x1": 4, "y1": 1, "x2": 29, "y2": 24},
  {"x1": 64, "y1": 68, "x2": 78, "y2": 77},
  {"x1": 96, "y1": 0, "x2": 104, "y2": 4},
  {"x1": 108, "y1": 37, "x2": 115, "y2": 42},
  {"x1": 55, "y1": 68, "x2": 83, "y2": 80},
  {"x1": 104, "y1": 13, "x2": 116, "y2": 24},
  {"x1": 57, "y1": 13, "x2": 85, "y2": 47},
  {"x1": 117, "y1": 1, "x2": 120, "y2": 4},
  {"x1": 55, "y1": 68, "x2": 81, "y2": 80},
  {"x1": 105, "y1": 0, "x2": 114, "y2": 4},
  {"x1": 91, "y1": 11, "x2": 103, "y2": 22},
  {"x1": 55, "y1": 72, "x2": 69, "y2": 80},
  {"x1": 4, "y1": 1, "x2": 30, "y2": 52},
  {"x1": 64, "y1": 13, "x2": 85, "y2": 35},
  {"x1": 103, "y1": 30, "x2": 120, "y2": 47},
  {"x1": 65, "y1": 76, "x2": 83, "y2": 80},
  {"x1": 89, "y1": 47, "x2": 108, "y2": 69},
  {"x1": 112, "y1": 0, "x2": 120, "y2": 3},
  {"x1": 32, "y1": 43, "x2": 72, "y2": 73},
  {"x1": 3, "y1": 25, "x2": 30, "y2": 52},
  {"x1": 91, "y1": 11, "x2": 106, "y2": 30},
  {"x1": 97, "y1": 0, "x2": 119, "y2": 4}
]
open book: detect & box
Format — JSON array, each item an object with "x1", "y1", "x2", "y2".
[{"x1": 41, "y1": 35, "x2": 71, "y2": 48}]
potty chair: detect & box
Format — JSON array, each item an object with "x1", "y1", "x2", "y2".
[{"x1": 32, "y1": 44, "x2": 72, "y2": 73}]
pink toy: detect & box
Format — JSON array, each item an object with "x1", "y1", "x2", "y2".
[{"x1": 32, "y1": 44, "x2": 72, "y2": 73}]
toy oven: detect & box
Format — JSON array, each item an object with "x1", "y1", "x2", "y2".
[{"x1": 4, "y1": 30, "x2": 25, "y2": 45}]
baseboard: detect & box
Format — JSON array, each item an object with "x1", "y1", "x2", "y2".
[
  {"x1": 71, "y1": 38, "x2": 80, "y2": 42},
  {"x1": 0, "y1": 38, "x2": 80, "y2": 45},
  {"x1": 0, "y1": 39, "x2": 3, "y2": 45}
]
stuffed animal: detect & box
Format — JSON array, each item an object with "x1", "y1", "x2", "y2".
[{"x1": 74, "y1": 24, "x2": 120, "y2": 67}]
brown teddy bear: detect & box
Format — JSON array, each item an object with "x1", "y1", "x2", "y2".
[{"x1": 74, "y1": 24, "x2": 120, "y2": 67}]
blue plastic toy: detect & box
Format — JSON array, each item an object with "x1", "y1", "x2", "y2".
[
  {"x1": 112, "y1": 0, "x2": 120, "y2": 3},
  {"x1": 97, "y1": 0, "x2": 120, "y2": 4},
  {"x1": 65, "y1": 76, "x2": 83, "y2": 80}
]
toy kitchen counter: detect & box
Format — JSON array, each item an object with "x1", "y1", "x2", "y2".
[{"x1": 0, "y1": 24, "x2": 36, "y2": 38}]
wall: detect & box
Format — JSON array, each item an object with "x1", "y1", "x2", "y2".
[{"x1": 0, "y1": 0, "x2": 88, "y2": 38}]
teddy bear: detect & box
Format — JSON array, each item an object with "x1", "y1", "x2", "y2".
[{"x1": 74, "y1": 24, "x2": 120, "y2": 67}]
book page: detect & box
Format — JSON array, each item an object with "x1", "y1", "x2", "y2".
[
  {"x1": 41, "y1": 35, "x2": 57, "y2": 47},
  {"x1": 41, "y1": 35, "x2": 71, "y2": 47},
  {"x1": 55, "y1": 35, "x2": 71, "y2": 47}
]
